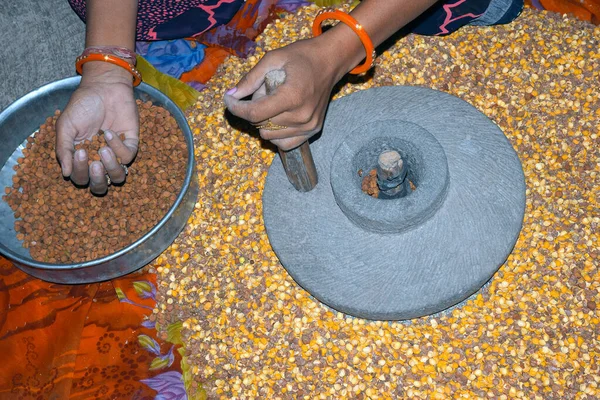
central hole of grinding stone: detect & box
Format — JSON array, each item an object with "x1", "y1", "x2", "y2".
[
  {"x1": 354, "y1": 138, "x2": 422, "y2": 200},
  {"x1": 360, "y1": 150, "x2": 417, "y2": 199},
  {"x1": 330, "y1": 121, "x2": 449, "y2": 234}
]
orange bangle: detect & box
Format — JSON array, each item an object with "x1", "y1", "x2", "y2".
[
  {"x1": 76, "y1": 53, "x2": 142, "y2": 86},
  {"x1": 312, "y1": 9, "x2": 376, "y2": 75}
]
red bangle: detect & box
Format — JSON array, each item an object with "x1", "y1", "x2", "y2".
[
  {"x1": 312, "y1": 9, "x2": 376, "y2": 75},
  {"x1": 76, "y1": 53, "x2": 143, "y2": 86}
]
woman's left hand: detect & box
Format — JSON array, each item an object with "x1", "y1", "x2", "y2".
[{"x1": 224, "y1": 36, "x2": 348, "y2": 151}]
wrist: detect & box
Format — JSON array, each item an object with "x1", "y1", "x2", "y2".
[
  {"x1": 81, "y1": 61, "x2": 135, "y2": 86},
  {"x1": 316, "y1": 19, "x2": 369, "y2": 80}
]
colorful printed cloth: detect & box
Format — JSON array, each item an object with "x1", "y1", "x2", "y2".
[
  {"x1": 67, "y1": 0, "x2": 524, "y2": 41},
  {"x1": 68, "y1": 0, "x2": 246, "y2": 41},
  {"x1": 67, "y1": 0, "x2": 524, "y2": 89},
  {"x1": 411, "y1": 0, "x2": 524, "y2": 35},
  {"x1": 133, "y1": 0, "x2": 311, "y2": 89},
  {"x1": 0, "y1": 256, "x2": 197, "y2": 399}
]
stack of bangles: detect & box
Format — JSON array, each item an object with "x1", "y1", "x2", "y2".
[
  {"x1": 75, "y1": 46, "x2": 142, "y2": 86},
  {"x1": 312, "y1": 8, "x2": 376, "y2": 75}
]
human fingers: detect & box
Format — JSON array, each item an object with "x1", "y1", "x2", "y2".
[
  {"x1": 55, "y1": 86, "x2": 109, "y2": 176},
  {"x1": 257, "y1": 117, "x2": 318, "y2": 151},
  {"x1": 89, "y1": 161, "x2": 108, "y2": 195},
  {"x1": 224, "y1": 60, "x2": 298, "y2": 123},
  {"x1": 99, "y1": 146, "x2": 127, "y2": 185},
  {"x1": 270, "y1": 136, "x2": 311, "y2": 152},
  {"x1": 225, "y1": 88, "x2": 297, "y2": 124},
  {"x1": 104, "y1": 129, "x2": 138, "y2": 165},
  {"x1": 256, "y1": 96, "x2": 328, "y2": 144},
  {"x1": 225, "y1": 53, "x2": 281, "y2": 101},
  {"x1": 256, "y1": 110, "x2": 324, "y2": 139},
  {"x1": 257, "y1": 121, "x2": 319, "y2": 140},
  {"x1": 71, "y1": 149, "x2": 90, "y2": 186},
  {"x1": 227, "y1": 69, "x2": 326, "y2": 127},
  {"x1": 55, "y1": 116, "x2": 77, "y2": 177}
]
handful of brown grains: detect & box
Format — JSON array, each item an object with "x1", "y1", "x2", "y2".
[
  {"x1": 2, "y1": 100, "x2": 187, "y2": 263},
  {"x1": 73, "y1": 132, "x2": 125, "y2": 163}
]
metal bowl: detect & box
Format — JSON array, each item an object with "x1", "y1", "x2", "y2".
[{"x1": 0, "y1": 77, "x2": 198, "y2": 284}]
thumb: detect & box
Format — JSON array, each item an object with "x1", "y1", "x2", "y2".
[
  {"x1": 223, "y1": 52, "x2": 288, "y2": 118},
  {"x1": 55, "y1": 115, "x2": 76, "y2": 177},
  {"x1": 224, "y1": 63, "x2": 294, "y2": 123},
  {"x1": 225, "y1": 56, "x2": 278, "y2": 100}
]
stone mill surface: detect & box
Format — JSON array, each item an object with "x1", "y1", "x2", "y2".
[{"x1": 262, "y1": 86, "x2": 526, "y2": 320}]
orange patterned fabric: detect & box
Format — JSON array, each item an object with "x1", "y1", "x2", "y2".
[
  {"x1": 540, "y1": 0, "x2": 593, "y2": 20},
  {"x1": 179, "y1": 47, "x2": 231, "y2": 85},
  {"x1": 527, "y1": 0, "x2": 600, "y2": 22},
  {"x1": 0, "y1": 256, "x2": 187, "y2": 400}
]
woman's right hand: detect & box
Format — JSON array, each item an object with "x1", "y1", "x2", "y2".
[{"x1": 56, "y1": 61, "x2": 139, "y2": 195}]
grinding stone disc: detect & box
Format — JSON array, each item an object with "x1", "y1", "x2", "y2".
[{"x1": 263, "y1": 86, "x2": 526, "y2": 320}]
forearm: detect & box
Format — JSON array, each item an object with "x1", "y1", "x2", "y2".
[
  {"x1": 350, "y1": 0, "x2": 438, "y2": 47},
  {"x1": 85, "y1": 0, "x2": 138, "y2": 50},
  {"x1": 322, "y1": 0, "x2": 438, "y2": 77},
  {"x1": 81, "y1": 0, "x2": 139, "y2": 81}
]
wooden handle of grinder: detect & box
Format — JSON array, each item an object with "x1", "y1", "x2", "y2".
[{"x1": 264, "y1": 70, "x2": 318, "y2": 192}]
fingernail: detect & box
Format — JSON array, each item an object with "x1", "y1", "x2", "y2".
[
  {"x1": 100, "y1": 147, "x2": 111, "y2": 162},
  {"x1": 104, "y1": 130, "x2": 113, "y2": 141},
  {"x1": 75, "y1": 149, "x2": 86, "y2": 161},
  {"x1": 225, "y1": 87, "x2": 237, "y2": 96},
  {"x1": 91, "y1": 162, "x2": 103, "y2": 175}
]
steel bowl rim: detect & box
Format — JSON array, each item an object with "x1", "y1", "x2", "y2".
[{"x1": 0, "y1": 76, "x2": 195, "y2": 270}]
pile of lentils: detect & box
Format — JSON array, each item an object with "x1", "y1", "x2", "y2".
[
  {"x1": 3, "y1": 101, "x2": 187, "y2": 263},
  {"x1": 148, "y1": 5, "x2": 599, "y2": 399}
]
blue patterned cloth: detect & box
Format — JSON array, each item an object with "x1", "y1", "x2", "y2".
[{"x1": 137, "y1": 40, "x2": 206, "y2": 79}]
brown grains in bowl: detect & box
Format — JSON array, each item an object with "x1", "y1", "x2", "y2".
[{"x1": 2, "y1": 100, "x2": 187, "y2": 264}]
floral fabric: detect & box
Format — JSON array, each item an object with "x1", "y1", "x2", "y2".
[{"x1": 0, "y1": 257, "x2": 197, "y2": 400}]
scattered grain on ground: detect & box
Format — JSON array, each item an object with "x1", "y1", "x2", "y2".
[{"x1": 150, "y1": 5, "x2": 599, "y2": 399}]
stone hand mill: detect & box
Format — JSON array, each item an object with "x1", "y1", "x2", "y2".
[{"x1": 258, "y1": 70, "x2": 526, "y2": 320}]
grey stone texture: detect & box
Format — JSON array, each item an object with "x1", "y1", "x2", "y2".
[
  {"x1": 263, "y1": 86, "x2": 526, "y2": 320},
  {"x1": 330, "y1": 120, "x2": 449, "y2": 234},
  {"x1": 0, "y1": 0, "x2": 84, "y2": 111}
]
